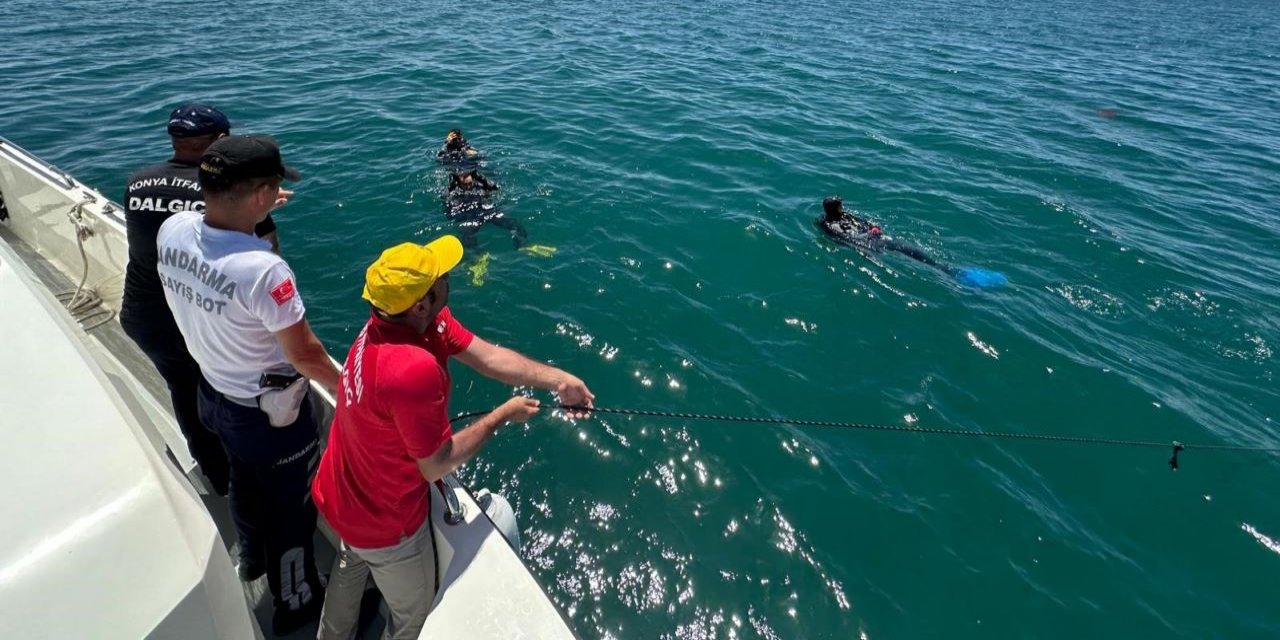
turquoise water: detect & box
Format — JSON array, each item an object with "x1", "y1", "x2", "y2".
[{"x1": 5, "y1": 0, "x2": 1280, "y2": 636}]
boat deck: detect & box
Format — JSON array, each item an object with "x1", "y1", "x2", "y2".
[{"x1": 0, "y1": 225, "x2": 386, "y2": 639}]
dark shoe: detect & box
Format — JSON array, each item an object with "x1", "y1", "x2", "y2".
[
  {"x1": 237, "y1": 552, "x2": 265, "y2": 582},
  {"x1": 271, "y1": 586, "x2": 325, "y2": 636}
]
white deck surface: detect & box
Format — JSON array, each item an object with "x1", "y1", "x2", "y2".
[{"x1": 0, "y1": 238, "x2": 254, "y2": 639}]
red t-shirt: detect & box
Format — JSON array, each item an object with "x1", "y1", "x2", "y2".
[{"x1": 311, "y1": 307, "x2": 475, "y2": 549}]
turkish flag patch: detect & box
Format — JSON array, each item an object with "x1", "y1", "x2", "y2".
[{"x1": 270, "y1": 279, "x2": 297, "y2": 305}]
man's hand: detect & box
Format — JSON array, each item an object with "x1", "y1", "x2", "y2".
[
  {"x1": 418, "y1": 397, "x2": 541, "y2": 482},
  {"x1": 273, "y1": 189, "x2": 294, "y2": 210},
  {"x1": 555, "y1": 375, "x2": 595, "y2": 418},
  {"x1": 498, "y1": 397, "x2": 541, "y2": 423},
  {"x1": 457, "y1": 338, "x2": 596, "y2": 418}
]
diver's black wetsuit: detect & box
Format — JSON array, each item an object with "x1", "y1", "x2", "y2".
[
  {"x1": 444, "y1": 173, "x2": 528, "y2": 249},
  {"x1": 437, "y1": 139, "x2": 482, "y2": 165},
  {"x1": 818, "y1": 212, "x2": 951, "y2": 273}
]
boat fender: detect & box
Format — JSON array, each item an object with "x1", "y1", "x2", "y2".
[{"x1": 474, "y1": 489, "x2": 522, "y2": 551}]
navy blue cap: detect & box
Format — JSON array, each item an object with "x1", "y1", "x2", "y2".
[
  {"x1": 199, "y1": 134, "x2": 301, "y2": 189},
  {"x1": 167, "y1": 104, "x2": 232, "y2": 138}
]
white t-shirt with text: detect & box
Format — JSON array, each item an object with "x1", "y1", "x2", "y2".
[{"x1": 155, "y1": 211, "x2": 306, "y2": 398}]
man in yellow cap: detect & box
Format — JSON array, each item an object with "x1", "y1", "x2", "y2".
[{"x1": 311, "y1": 235, "x2": 594, "y2": 639}]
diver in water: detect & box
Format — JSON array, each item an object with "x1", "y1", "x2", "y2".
[
  {"x1": 447, "y1": 169, "x2": 499, "y2": 202},
  {"x1": 818, "y1": 196, "x2": 1007, "y2": 287},
  {"x1": 444, "y1": 170, "x2": 527, "y2": 249},
  {"x1": 819, "y1": 196, "x2": 941, "y2": 266},
  {"x1": 437, "y1": 128, "x2": 482, "y2": 164}
]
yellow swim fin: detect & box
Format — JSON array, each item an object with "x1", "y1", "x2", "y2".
[
  {"x1": 519, "y1": 244, "x2": 558, "y2": 258},
  {"x1": 469, "y1": 252, "x2": 490, "y2": 286}
]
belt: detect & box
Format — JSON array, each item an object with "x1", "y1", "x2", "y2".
[{"x1": 224, "y1": 394, "x2": 260, "y2": 409}]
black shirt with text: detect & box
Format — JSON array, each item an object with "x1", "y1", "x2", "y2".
[{"x1": 122, "y1": 158, "x2": 275, "y2": 318}]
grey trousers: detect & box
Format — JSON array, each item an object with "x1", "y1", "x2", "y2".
[{"x1": 316, "y1": 518, "x2": 437, "y2": 640}]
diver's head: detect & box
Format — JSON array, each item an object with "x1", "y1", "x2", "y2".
[
  {"x1": 455, "y1": 170, "x2": 476, "y2": 188},
  {"x1": 445, "y1": 129, "x2": 465, "y2": 149},
  {"x1": 823, "y1": 196, "x2": 843, "y2": 221}
]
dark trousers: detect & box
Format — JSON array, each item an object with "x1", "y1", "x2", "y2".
[
  {"x1": 197, "y1": 379, "x2": 325, "y2": 618},
  {"x1": 121, "y1": 309, "x2": 230, "y2": 494},
  {"x1": 458, "y1": 215, "x2": 528, "y2": 249},
  {"x1": 447, "y1": 203, "x2": 529, "y2": 250}
]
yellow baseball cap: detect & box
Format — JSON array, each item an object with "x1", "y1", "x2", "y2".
[{"x1": 362, "y1": 236, "x2": 464, "y2": 314}]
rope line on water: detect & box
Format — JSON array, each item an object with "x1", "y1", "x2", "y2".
[{"x1": 451, "y1": 405, "x2": 1280, "y2": 469}]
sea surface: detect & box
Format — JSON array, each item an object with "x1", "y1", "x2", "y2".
[{"x1": 4, "y1": 0, "x2": 1279, "y2": 637}]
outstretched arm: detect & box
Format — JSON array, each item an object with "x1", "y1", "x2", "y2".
[
  {"x1": 456, "y1": 336, "x2": 594, "y2": 415},
  {"x1": 415, "y1": 397, "x2": 540, "y2": 482}
]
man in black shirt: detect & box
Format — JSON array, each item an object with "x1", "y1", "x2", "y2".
[{"x1": 120, "y1": 104, "x2": 285, "y2": 498}]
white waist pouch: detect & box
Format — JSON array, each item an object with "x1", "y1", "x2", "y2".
[{"x1": 258, "y1": 376, "x2": 310, "y2": 427}]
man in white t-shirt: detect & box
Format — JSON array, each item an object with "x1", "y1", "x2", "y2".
[{"x1": 155, "y1": 134, "x2": 338, "y2": 635}]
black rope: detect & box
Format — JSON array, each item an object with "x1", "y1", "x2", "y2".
[{"x1": 451, "y1": 405, "x2": 1280, "y2": 468}]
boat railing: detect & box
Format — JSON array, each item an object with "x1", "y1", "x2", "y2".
[{"x1": 0, "y1": 136, "x2": 77, "y2": 191}]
